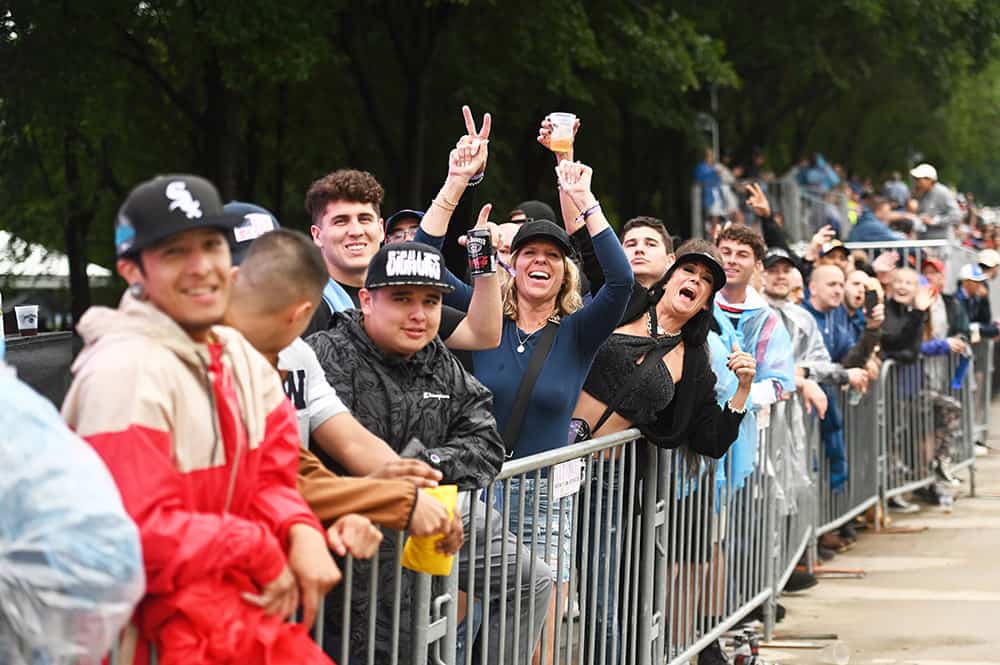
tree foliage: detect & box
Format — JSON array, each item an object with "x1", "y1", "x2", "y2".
[{"x1": 2, "y1": 1, "x2": 1000, "y2": 314}]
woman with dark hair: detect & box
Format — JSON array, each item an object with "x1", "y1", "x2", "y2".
[
  {"x1": 575, "y1": 239, "x2": 754, "y2": 448},
  {"x1": 571, "y1": 239, "x2": 754, "y2": 663}
]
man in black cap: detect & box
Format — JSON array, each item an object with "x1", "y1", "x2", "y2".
[
  {"x1": 307, "y1": 240, "x2": 552, "y2": 665},
  {"x1": 62, "y1": 175, "x2": 340, "y2": 664},
  {"x1": 384, "y1": 208, "x2": 425, "y2": 244}
]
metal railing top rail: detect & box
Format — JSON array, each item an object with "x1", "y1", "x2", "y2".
[
  {"x1": 494, "y1": 427, "x2": 642, "y2": 480},
  {"x1": 843, "y1": 239, "x2": 952, "y2": 250}
]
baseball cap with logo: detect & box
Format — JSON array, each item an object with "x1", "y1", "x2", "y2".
[
  {"x1": 222, "y1": 201, "x2": 281, "y2": 266},
  {"x1": 959, "y1": 264, "x2": 988, "y2": 282},
  {"x1": 364, "y1": 241, "x2": 455, "y2": 293},
  {"x1": 115, "y1": 175, "x2": 244, "y2": 258},
  {"x1": 763, "y1": 247, "x2": 800, "y2": 270}
]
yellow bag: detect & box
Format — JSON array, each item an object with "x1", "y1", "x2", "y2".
[{"x1": 401, "y1": 484, "x2": 458, "y2": 576}]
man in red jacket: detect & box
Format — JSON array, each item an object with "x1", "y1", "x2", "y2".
[{"x1": 62, "y1": 175, "x2": 341, "y2": 665}]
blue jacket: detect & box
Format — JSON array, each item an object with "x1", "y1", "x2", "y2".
[
  {"x1": 847, "y1": 209, "x2": 904, "y2": 243},
  {"x1": 801, "y1": 301, "x2": 856, "y2": 363},
  {"x1": 799, "y1": 301, "x2": 853, "y2": 490}
]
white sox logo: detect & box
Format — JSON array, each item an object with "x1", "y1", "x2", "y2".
[{"x1": 165, "y1": 181, "x2": 203, "y2": 219}]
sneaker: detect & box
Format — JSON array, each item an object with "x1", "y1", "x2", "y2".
[
  {"x1": 888, "y1": 496, "x2": 920, "y2": 513},
  {"x1": 698, "y1": 638, "x2": 732, "y2": 665},
  {"x1": 783, "y1": 569, "x2": 818, "y2": 592},
  {"x1": 976, "y1": 443, "x2": 989, "y2": 457},
  {"x1": 913, "y1": 485, "x2": 942, "y2": 506},
  {"x1": 931, "y1": 457, "x2": 960, "y2": 485}
]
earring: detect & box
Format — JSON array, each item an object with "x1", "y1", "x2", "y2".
[{"x1": 128, "y1": 282, "x2": 146, "y2": 300}]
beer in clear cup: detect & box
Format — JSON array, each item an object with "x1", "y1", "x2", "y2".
[{"x1": 549, "y1": 112, "x2": 576, "y2": 153}]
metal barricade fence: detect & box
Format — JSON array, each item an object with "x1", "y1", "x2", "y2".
[
  {"x1": 814, "y1": 384, "x2": 881, "y2": 537},
  {"x1": 106, "y1": 356, "x2": 987, "y2": 665},
  {"x1": 651, "y1": 412, "x2": 776, "y2": 665},
  {"x1": 971, "y1": 339, "x2": 995, "y2": 451}
]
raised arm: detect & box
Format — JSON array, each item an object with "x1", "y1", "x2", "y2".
[
  {"x1": 415, "y1": 106, "x2": 492, "y2": 311},
  {"x1": 555, "y1": 160, "x2": 634, "y2": 350},
  {"x1": 443, "y1": 203, "x2": 503, "y2": 350}
]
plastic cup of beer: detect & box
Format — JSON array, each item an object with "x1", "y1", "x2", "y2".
[
  {"x1": 14, "y1": 305, "x2": 39, "y2": 337},
  {"x1": 548, "y1": 112, "x2": 577, "y2": 153}
]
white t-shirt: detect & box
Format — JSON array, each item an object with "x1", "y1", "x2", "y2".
[{"x1": 278, "y1": 337, "x2": 348, "y2": 447}]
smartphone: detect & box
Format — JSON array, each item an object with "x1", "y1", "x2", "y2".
[{"x1": 864, "y1": 289, "x2": 878, "y2": 317}]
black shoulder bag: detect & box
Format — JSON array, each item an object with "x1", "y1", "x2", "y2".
[{"x1": 501, "y1": 321, "x2": 559, "y2": 457}]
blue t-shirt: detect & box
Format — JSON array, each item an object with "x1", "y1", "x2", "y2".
[{"x1": 415, "y1": 226, "x2": 633, "y2": 459}]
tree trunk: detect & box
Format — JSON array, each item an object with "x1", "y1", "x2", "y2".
[
  {"x1": 273, "y1": 84, "x2": 288, "y2": 223},
  {"x1": 617, "y1": 102, "x2": 635, "y2": 224},
  {"x1": 202, "y1": 52, "x2": 239, "y2": 198},
  {"x1": 62, "y1": 131, "x2": 93, "y2": 322}
]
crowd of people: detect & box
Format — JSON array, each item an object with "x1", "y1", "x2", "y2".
[{"x1": 3, "y1": 106, "x2": 997, "y2": 665}]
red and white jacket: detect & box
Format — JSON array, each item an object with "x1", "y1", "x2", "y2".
[{"x1": 62, "y1": 293, "x2": 330, "y2": 665}]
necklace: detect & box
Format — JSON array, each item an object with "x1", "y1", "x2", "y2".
[{"x1": 515, "y1": 321, "x2": 546, "y2": 353}]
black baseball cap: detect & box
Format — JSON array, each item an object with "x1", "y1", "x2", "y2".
[
  {"x1": 510, "y1": 219, "x2": 572, "y2": 256},
  {"x1": 512, "y1": 200, "x2": 557, "y2": 225},
  {"x1": 364, "y1": 241, "x2": 455, "y2": 293},
  {"x1": 223, "y1": 201, "x2": 281, "y2": 266},
  {"x1": 661, "y1": 250, "x2": 727, "y2": 293},
  {"x1": 115, "y1": 174, "x2": 243, "y2": 258},
  {"x1": 385, "y1": 209, "x2": 425, "y2": 237},
  {"x1": 763, "y1": 247, "x2": 800, "y2": 270}
]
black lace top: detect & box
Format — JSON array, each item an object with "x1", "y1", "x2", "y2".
[
  {"x1": 582, "y1": 333, "x2": 681, "y2": 426},
  {"x1": 582, "y1": 332, "x2": 745, "y2": 457}
]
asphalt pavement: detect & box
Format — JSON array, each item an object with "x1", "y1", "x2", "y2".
[{"x1": 761, "y1": 402, "x2": 1000, "y2": 665}]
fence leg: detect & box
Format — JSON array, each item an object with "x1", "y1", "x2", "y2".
[
  {"x1": 411, "y1": 573, "x2": 432, "y2": 665},
  {"x1": 636, "y1": 443, "x2": 658, "y2": 665},
  {"x1": 762, "y1": 438, "x2": 778, "y2": 642}
]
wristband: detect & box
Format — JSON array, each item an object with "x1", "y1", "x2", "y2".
[{"x1": 574, "y1": 203, "x2": 601, "y2": 225}]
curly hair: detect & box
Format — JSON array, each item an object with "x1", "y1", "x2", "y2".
[
  {"x1": 501, "y1": 250, "x2": 583, "y2": 322},
  {"x1": 716, "y1": 225, "x2": 766, "y2": 261},
  {"x1": 305, "y1": 169, "x2": 384, "y2": 222}
]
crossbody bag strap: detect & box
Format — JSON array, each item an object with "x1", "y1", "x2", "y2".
[
  {"x1": 592, "y1": 340, "x2": 677, "y2": 435},
  {"x1": 501, "y1": 321, "x2": 559, "y2": 456}
]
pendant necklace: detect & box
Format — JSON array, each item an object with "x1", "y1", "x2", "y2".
[{"x1": 515, "y1": 322, "x2": 542, "y2": 353}]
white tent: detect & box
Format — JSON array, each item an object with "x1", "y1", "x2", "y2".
[{"x1": 0, "y1": 230, "x2": 112, "y2": 289}]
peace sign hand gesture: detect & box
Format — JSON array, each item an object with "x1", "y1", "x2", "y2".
[
  {"x1": 746, "y1": 182, "x2": 771, "y2": 218},
  {"x1": 448, "y1": 105, "x2": 492, "y2": 181}
]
